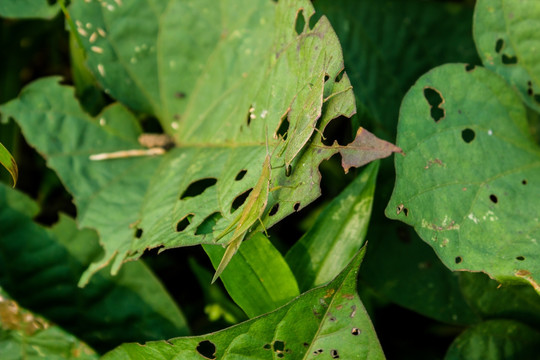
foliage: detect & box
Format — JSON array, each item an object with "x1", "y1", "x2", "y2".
[{"x1": 0, "y1": 0, "x2": 539, "y2": 359}]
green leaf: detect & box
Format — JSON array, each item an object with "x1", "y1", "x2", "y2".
[
  {"x1": 386, "y1": 64, "x2": 540, "y2": 292},
  {"x1": 0, "y1": 183, "x2": 189, "y2": 353},
  {"x1": 0, "y1": 142, "x2": 17, "y2": 187},
  {"x1": 2, "y1": 0, "x2": 399, "y2": 284},
  {"x1": 103, "y1": 248, "x2": 385, "y2": 360},
  {"x1": 204, "y1": 233, "x2": 300, "y2": 318},
  {"x1": 445, "y1": 320, "x2": 540, "y2": 360},
  {"x1": 361, "y1": 225, "x2": 480, "y2": 325},
  {"x1": 0, "y1": 0, "x2": 60, "y2": 19},
  {"x1": 473, "y1": 0, "x2": 540, "y2": 113},
  {"x1": 459, "y1": 272, "x2": 540, "y2": 329},
  {"x1": 286, "y1": 161, "x2": 378, "y2": 292},
  {"x1": 0, "y1": 289, "x2": 98, "y2": 360}
]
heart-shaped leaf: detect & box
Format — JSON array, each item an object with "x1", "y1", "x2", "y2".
[{"x1": 386, "y1": 63, "x2": 540, "y2": 292}]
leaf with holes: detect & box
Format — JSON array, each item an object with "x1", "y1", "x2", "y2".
[
  {"x1": 473, "y1": 0, "x2": 540, "y2": 113},
  {"x1": 386, "y1": 64, "x2": 540, "y2": 293},
  {"x1": 0, "y1": 183, "x2": 189, "y2": 353},
  {"x1": 0, "y1": 0, "x2": 398, "y2": 283},
  {"x1": 102, "y1": 248, "x2": 385, "y2": 360},
  {"x1": 0, "y1": 0, "x2": 60, "y2": 19}
]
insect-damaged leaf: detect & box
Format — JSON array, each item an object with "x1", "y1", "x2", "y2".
[
  {"x1": 473, "y1": 0, "x2": 540, "y2": 113},
  {"x1": 1, "y1": 0, "x2": 398, "y2": 284},
  {"x1": 386, "y1": 64, "x2": 540, "y2": 293},
  {"x1": 102, "y1": 248, "x2": 385, "y2": 360}
]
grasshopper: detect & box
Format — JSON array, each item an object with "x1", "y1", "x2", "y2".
[{"x1": 211, "y1": 131, "x2": 279, "y2": 284}]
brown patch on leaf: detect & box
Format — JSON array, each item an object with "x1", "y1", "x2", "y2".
[{"x1": 515, "y1": 270, "x2": 540, "y2": 292}]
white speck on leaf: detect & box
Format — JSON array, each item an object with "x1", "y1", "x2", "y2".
[
  {"x1": 97, "y1": 64, "x2": 105, "y2": 77},
  {"x1": 97, "y1": 28, "x2": 107, "y2": 37},
  {"x1": 114, "y1": 0, "x2": 123, "y2": 5},
  {"x1": 86, "y1": 23, "x2": 92, "y2": 29},
  {"x1": 260, "y1": 110, "x2": 268, "y2": 118},
  {"x1": 77, "y1": 28, "x2": 88, "y2": 37},
  {"x1": 89, "y1": 32, "x2": 98, "y2": 43},
  {"x1": 107, "y1": 4, "x2": 115, "y2": 11},
  {"x1": 467, "y1": 213, "x2": 479, "y2": 224},
  {"x1": 488, "y1": 129, "x2": 493, "y2": 136},
  {"x1": 91, "y1": 46, "x2": 103, "y2": 54},
  {"x1": 171, "y1": 122, "x2": 179, "y2": 130},
  {"x1": 99, "y1": 118, "x2": 106, "y2": 126}
]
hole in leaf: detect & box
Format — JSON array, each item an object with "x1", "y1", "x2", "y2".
[
  {"x1": 351, "y1": 328, "x2": 361, "y2": 336},
  {"x1": 246, "y1": 105, "x2": 255, "y2": 126},
  {"x1": 495, "y1": 38, "x2": 504, "y2": 53},
  {"x1": 263, "y1": 344, "x2": 271, "y2": 350},
  {"x1": 174, "y1": 91, "x2": 186, "y2": 99},
  {"x1": 461, "y1": 128, "x2": 475, "y2": 143},
  {"x1": 465, "y1": 63, "x2": 476, "y2": 72},
  {"x1": 308, "y1": 12, "x2": 321, "y2": 30},
  {"x1": 335, "y1": 68, "x2": 345, "y2": 82},
  {"x1": 424, "y1": 87, "x2": 445, "y2": 122},
  {"x1": 324, "y1": 74, "x2": 330, "y2": 82},
  {"x1": 516, "y1": 256, "x2": 525, "y2": 261},
  {"x1": 176, "y1": 214, "x2": 194, "y2": 232},
  {"x1": 231, "y1": 188, "x2": 253, "y2": 213},
  {"x1": 331, "y1": 349, "x2": 340, "y2": 359},
  {"x1": 135, "y1": 228, "x2": 143, "y2": 238},
  {"x1": 269, "y1": 203, "x2": 279, "y2": 216},
  {"x1": 180, "y1": 178, "x2": 217, "y2": 200},
  {"x1": 502, "y1": 54, "x2": 518, "y2": 64},
  {"x1": 489, "y1": 194, "x2": 498, "y2": 204},
  {"x1": 321, "y1": 115, "x2": 353, "y2": 146},
  {"x1": 522, "y1": 179, "x2": 528, "y2": 185},
  {"x1": 277, "y1": 354, "x2": 284, "y2": 358},
  {"x1": 455, "y1": 256, "x2": 463, "y2": 264},
  {"x1": 235, "y1": 169, "x2": 247, "y2": 181},
  {"x1": 195, "y1": 212, "x2": 223, "y2": 235},
  {"x1": 329, "y1": 315, "x2": 337, "y2": 322},
  {"x1": 313, "y1": 349, "x2": 323, "y2": 355},
  {"x1": 527, "y1": 81, "x2": 534, "y2": 96},
  {"x1": 276, "y1": 115, "x2": 289, "y2": 140},
  {"x1": 293, "y1": 202, "x2": 301, "y2": 211},
  {"x1": 273, "y1": 340, "x2": 285, "y2": 352},
  {"x1": 196, "y1": 340, "x2": 216, "y2": 360},
  {"x1": 303, "y1": 342, "x2": 309, "y2": 347},
  {"x1": 397, "y1": 204, "x2": 409, "y2": 216},
  {"x1": 295, "y1": 9, "x2": 305, "y2": 35}
]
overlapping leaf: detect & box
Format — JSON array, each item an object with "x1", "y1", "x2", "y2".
[
  {"x1": 386, "y1": 64, "x2": 540, "y2": 292},
  {"x1": 1, "y1": 0, "x2": 399, "y2": 284},
  {"x1": 103, "y1": 248, "x2": 385, "y2": 360},
  {"x1": 474, "y1": 0, "x2": 540, "y2": 112},
  {"x1": 0, "y1": 183, "x2": 189, "y2": 353},
  {"x1": 0, "y1": 142, "x2": 17, "y2": 187}
]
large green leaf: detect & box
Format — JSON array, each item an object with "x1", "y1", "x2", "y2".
[
  {"x1": 0, "y1": 0, "x2": 60, "y2": 19},
  {"x1": 204, "y1": 233, "x2": 300, "y2": 318},
  {"x1": 286, "y1": 161, "x2": 378, "y2": 292},
  {"x1": 0, "y1": 183, "x2": 189, "y2": 353},
  {"x1": 1, "y1": 0, "x2": 399, "y2": 285},
  {"x1": 473, "y1": 0, "x2": 540, "y2": 113},
  {"x1": 0, "y1": 289, "x2": 97, "y2": 360},
  {"x1": 445, "y1": 320, "x2": 540, "y2": 360},
  {"x1": 103, "y1": 248, "x2": 385, "y2": 360},
  {"x1": 0, "y1": 142, "x2": 17, "y2": 187},
  {"x1": 386, "y1": 64, "x2": 540, "y2": 292}
]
